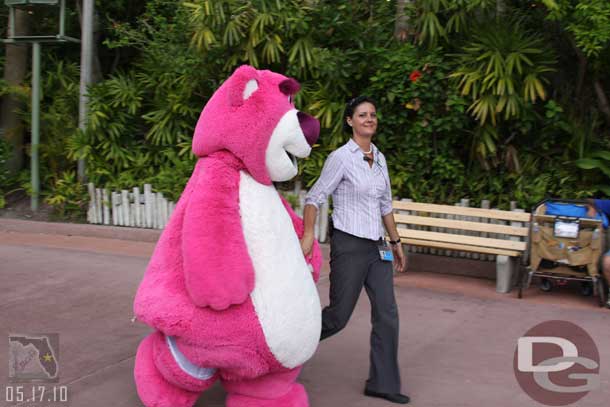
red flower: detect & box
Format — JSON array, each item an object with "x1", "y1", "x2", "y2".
[{"x1": 409, "y1": 70, "x2": 422, "y2": 82}]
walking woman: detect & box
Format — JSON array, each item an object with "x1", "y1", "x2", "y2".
[{"x1": 300, "y1": 96, "x2": 409, "y2": 404}]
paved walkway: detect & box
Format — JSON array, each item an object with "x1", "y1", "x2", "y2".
[{"x1": 1, "y1": 219, "x2": 609, "y2": 407}]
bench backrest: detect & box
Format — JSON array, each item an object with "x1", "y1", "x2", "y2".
[{"x1": 392, "y1": 201, "x2": 531, "y2": 257}]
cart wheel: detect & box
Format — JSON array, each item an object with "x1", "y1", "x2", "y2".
[
  {"x1": 580, "y1": 282, "x2": 593, "y2": 297},
  {"x1": 597, "y1": 279, "x2": 608, "y2": 307},
  {"x1": 540, "y1": 278, "x2": 552, "y2": 292}
]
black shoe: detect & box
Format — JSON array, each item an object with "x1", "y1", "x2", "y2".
[{"x1": 364, "y1": 388, "x2": 410, "y2": 404}]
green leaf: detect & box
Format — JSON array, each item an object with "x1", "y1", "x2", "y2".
[{"x1": 591, "y1": 151, "x2": 610, "y2": 161}]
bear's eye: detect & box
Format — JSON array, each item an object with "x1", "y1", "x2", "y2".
[{"x1": 288, "y1": 95, "x2": 293, "y2": 104}]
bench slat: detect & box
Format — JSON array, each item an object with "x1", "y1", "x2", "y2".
[
  {"x1": 393, "y1": 201, "x2": 531, "y2": 222},
  {"x1": 394, "y1": 214, "x2": 529, "y2": 237},
  {"x1": 402, "y1": 238, "x2": 521, "y2": 257},
  {"x1": 397, "y1": 229, "x2": 527, "y2": 251}
]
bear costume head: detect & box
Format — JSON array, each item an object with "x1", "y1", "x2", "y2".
[{"x1": 192, "y1": 65, "x2": 320, "y2": 185}]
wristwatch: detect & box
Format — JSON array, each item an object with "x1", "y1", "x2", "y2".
[{"x1": 388, "y1": 238, "x2": 401, "y2": 245}]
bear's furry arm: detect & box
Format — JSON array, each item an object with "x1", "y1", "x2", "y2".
[
  {"x1": 133, "y1": 261, "x2": 194, "y2": 337},
  {"x1": 279, "y1": 194, "x2": 323, "y2": 282},
  {"x1": 182, "y1": 155, "x2": 255, "y2": 310}
]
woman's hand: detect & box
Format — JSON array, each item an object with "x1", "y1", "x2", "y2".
[
  {"x1": 300, "y1": 233, "x2": 315, "y2": 257},
  {"x1": 392, "y1": 243, "x2": 406, "y2": 273}
]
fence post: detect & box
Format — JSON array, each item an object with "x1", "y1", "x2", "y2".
[
  {"x1": 116, "y1": 192, "x2": 124, "y2": 225},
  {"x1": 102, "y1": 189, "x2": 110, "y2": 225},
  {"x1": 111, "y1": 192, "x2": 118, "y2": 225},
  {"x1": 144, "y1": 184, "x2": 153, "y2": 228},
  {"x1": 87, "y1": 183, "x2": 96, "y2": 223},
  {"x1": 133, "y1": 187, "x2": 141, "y2": 227},
  {"x1": 120, "y1": 190, "x2": 129, "y2": 227}
]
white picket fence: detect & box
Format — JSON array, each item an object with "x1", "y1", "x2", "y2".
[
  {"x1": 86, "y1": 181, "x2": 332, "y2": 240},
  {"x1": 86, "y1": 181, "x2": 524, "y2": 258},
  {"x1": 87, "y1": 183, "x2": 176, "y2": 229}
]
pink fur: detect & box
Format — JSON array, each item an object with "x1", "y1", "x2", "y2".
[
  {"x1": 192, "y1": 66, "x2": 299, "y2": 185},
  {"x1": 182, "y1": 151, "x2": 254, "y2": 310},
  {"x1": 133, "y1": 66, "x2": 321, "y2": 407},
  {"x1": 223, "y1": 368, "x2": 308, "y2": 407},
  {"x1": 150, "y1": 332, "x2": 218, "y2": 392},
  {"x1": 134, "y1": 188, "x2": 283, "y2": 379},
  {"x1": 135, "y1": 334, "x2": 202, "y2": 407}
]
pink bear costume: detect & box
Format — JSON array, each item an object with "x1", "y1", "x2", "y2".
[{"x1": 133, "y1": 65, "x2": 323, "y2": 407}]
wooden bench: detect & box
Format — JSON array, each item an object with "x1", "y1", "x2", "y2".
[{"x1": 392, "y1": 200, "x2": 531, "y2": 292}]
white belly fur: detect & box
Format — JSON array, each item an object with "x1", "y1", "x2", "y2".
[{"x1": 239, "y1": 172, "x2": 321, "y2": 368}]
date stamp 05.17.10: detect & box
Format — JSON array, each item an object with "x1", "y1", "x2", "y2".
[{"x1": 5, "y1": 333, "x2": 69, "y2": 407}]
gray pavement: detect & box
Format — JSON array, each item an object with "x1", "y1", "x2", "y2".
[{"x1": 1, "y1": 219, "x2": 610, "y2": 407}]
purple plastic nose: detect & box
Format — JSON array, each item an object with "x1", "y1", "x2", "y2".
[{"x1": 298, "y1": 111, "x2": 320, "y2": 146}]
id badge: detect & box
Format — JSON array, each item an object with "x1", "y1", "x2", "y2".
[{"x1": 378, "y1": 244, "x2": 394, "y2": 262}]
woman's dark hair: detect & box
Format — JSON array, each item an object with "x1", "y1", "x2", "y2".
[{"x1": 343, "y1": 95, "x2": 377, "y2": 133}]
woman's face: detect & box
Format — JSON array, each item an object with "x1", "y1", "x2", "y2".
[{"x1": 347, "y1": 102, "x2": 377, "y2": 138}]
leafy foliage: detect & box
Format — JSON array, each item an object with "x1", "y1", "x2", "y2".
[
  {"x1": 365, "y1": 45, "x2": 470, "y2": 202},
  {"x1": 575, "y1": 151, "x2": 610, "y2": 195},
  {"x1": 4, "y1": 0, "x2": 610, "y2": 219},
  {"x1": 44, "y1": 171, "x2": 88, "y2": 220},
  {"x1": 546, "y1": 0, "x2": 610, "y2": 58}
]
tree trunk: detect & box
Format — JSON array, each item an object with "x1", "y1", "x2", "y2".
[
  {"x1": 76, "y1": 1, "x2": 102, "y2": 82},
  {"x1": 496, "y1": 0, "x2": 507, "y2": 17},
  {"x1": 1, "y1": 9, "x2": 29, "y2": 174},
  {"x1": 394, "y1": 0, "x2": 411, "y2": 42},
  {"x1": 575, "y1": 50, "x2": 587, "y2": 103},
  {"x1": 566, "y1": 34, "x2": 588, "y2": 106},
  {"x1": 594, "y1": 80, "x2": 610, "y2": 125}
]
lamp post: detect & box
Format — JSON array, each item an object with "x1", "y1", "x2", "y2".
[{"x1": 3, "y1": 0, "x2": 79, "y2": 211}]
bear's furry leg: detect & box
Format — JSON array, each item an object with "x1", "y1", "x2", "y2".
[
  {"x1": 135, "y1": 333, "x2": 216, "y2": 407},
  {"x1": 223, "y1": 367, "x2": 308, "y2": 407}
]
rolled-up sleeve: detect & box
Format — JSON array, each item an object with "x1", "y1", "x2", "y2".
[
  {"x1": 380, "y1": 161, "x2": 393, "y2": 216},
  {"x1": 305, "y1": 151, "x2": 344, "y2": 209}
]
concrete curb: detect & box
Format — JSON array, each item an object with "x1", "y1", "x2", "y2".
[
  {"x1": 0, "y1": 219, "x2": 333, "y2": 253},
  {"x1": 0, "y1": 218, "x2": 162, "y2": 243}
]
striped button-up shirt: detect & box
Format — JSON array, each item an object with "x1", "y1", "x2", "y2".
[{"x1": 305, "y1": 138, "x2": 393, "y2": 241}]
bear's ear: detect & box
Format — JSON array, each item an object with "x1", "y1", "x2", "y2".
[{"x1": 228, "y1": 65, "x2": 259, "y2": 107}]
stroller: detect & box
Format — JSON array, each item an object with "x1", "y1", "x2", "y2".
[{"x1": 517, "y1": 199, "x2": 608, "y2": 306}]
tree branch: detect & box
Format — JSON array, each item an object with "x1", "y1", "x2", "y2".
[
  {"x1": 594, "y1": 79, "x2": 610, "y2": 125},
  {"x1": 394, "y1": 0, "x2": 411, "y2": 42}
]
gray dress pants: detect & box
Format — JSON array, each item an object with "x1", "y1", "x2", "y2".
[{"x1": 320, "y1": 228, "x2": 401, "y2": 394}]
